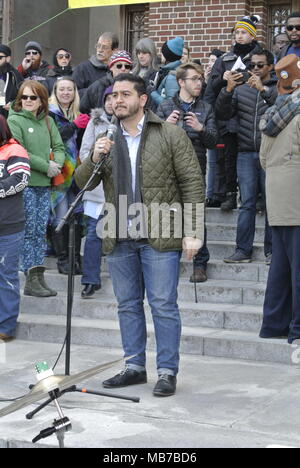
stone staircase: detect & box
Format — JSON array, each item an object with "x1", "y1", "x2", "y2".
[{"x1": 17, "y1": 208, "x2": 294, "y2": 366}]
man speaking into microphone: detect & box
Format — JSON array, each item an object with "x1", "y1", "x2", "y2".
[{"x1": 75, "y1": 74, "x2": 204, "y2": 397}]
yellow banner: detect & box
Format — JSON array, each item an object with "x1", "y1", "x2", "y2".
[{"x1": 69, "y1": 0, "x2": 173, "y2": 7}]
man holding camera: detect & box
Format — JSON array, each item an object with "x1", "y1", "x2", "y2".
[
  {"x1": 204, "y1": 16, "x2": 263, "y2": 212},
  {"x1": 157, "y1": 62, "x2": 218, "y2": 282},
  {"x1": 215, "y1": 50, "x2": 277, "y2": 263}
]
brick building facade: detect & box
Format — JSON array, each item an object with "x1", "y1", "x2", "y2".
[{"x1": 124, "y1": 0, "x2": 300, "y2": 63}]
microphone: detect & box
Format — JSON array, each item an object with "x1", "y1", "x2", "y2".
[{"x1": 92, "y1": 117, "x2": 117, "y2": 174}]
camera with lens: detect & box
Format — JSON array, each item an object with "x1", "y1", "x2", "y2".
[{"x1": 233, "y1": 68, "x2": 250, "y2": 84}]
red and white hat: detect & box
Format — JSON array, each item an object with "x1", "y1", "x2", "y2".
[{"x1": 109, "y1": 50, "x2": 133, "y2": 68}]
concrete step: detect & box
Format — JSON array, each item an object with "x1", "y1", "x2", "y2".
[
  {"x1": 207, "y1": 222, "x2": 265, "y2": 243},
  {"x1": 205, "y1": 208, "x2": 265, "y2": 226},
  {"x1": 15, "y1": 314, "x2": 294, "y2": 366},
  {"x1": 44, "y1": 258, "x2": 269, "y2": 282},
  {"x1": 20, "y1": 293, "x2": 264, "y2": 333},
  {"x1": 20, "y1": 272, "x2": 266, "y2": 305},
  {"x1": 207, "y1": 240, "x2": 266, "y2": 262}
]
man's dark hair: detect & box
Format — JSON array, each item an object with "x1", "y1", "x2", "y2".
[
  {"x1": 101, "y1": 32, "x2": 119, "y2": 50},
  {"x1": 287, "y1": 12, "x2": 300, "y2": 21},
  {"x1": 249, "y1": 49, "x2": 274, "y2": 65},
  {"x1": 113, "y1": 73, "x2": 147, "y2": 96}
]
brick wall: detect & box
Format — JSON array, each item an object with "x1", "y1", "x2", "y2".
[{"x1": 148, "y1": 0, "x2": 269, "y2": 63}]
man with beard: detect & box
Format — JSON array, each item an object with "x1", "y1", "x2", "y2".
[
  {"x1": 0, "y1": 45, "x2": 23, "y2": 118},
  {"x1": 204, "y1": 16, "x2": 262, "y2": 212},
  {"x1": 75, "y1": 74, "x2": 204, "y2": 397},
  {"x1": 17, "y1": 41, "x2": 51, "y2": 83},
  {"x1": 277, "y1": 12, "x2": 300, "y2": 59}
]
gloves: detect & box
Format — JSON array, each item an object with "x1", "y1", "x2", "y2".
[
  {"x1": 47, "y1": 160, "x2": 62, "y2": 178},
  {"x1": 73, "y1": 113, "x2": 90, "y2": 129}
]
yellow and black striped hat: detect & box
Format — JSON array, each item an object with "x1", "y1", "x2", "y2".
[{"x1": 234, "y1": 16, "x2": 259, "y2": 38}]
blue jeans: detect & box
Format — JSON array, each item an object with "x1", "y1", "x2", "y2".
[
  {"x1": 81, "y1": 216, "x2": 102, "y2": 285},
  {"x1": 236, "y1": 152, "x2": 272, "y2": 257},
  {"x1": 206, "y1": 149, "x2": 217, "y2": 198},
  {"x1": 0, "y1": 231, "x2": 24, "y2": 336},
  {"x1": 107, "y1": 241, "x2": 182, "y2": 376}
]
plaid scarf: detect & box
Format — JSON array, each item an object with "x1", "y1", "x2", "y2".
[{"x1": 259, "y1": 89, "x2": 300, "y2": 137}]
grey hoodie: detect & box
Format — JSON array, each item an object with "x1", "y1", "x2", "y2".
[{"x1": 79, "y1": 108, "x2": 110, "y2": 206}]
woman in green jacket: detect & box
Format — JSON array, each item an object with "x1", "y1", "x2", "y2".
[{"x1": 8, "y1": 81, "x2": 65, "y2": 297}]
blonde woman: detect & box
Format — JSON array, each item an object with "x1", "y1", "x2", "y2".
[{"x1": 49, "y1": 77, "x2": 89, "y2": 274}]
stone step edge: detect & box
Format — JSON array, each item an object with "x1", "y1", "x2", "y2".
[
  {"x1": 20, "y1": 292, "x2": 263, "y2": 314},
  {"x1": 16, "y1": 314, "x2": 294, "y2": 366}
]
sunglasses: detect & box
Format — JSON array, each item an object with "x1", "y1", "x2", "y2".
[
  {"x1": 115, "y1": 63, "x2": 132, "y2": 70},
  {"x1": 286, "y1": 25, "x2": 300, "y2": 31},
  {"x1": 248, "y1": 62, "x2": 267, "y2": 70},
  {"x1": 25, "y1": 50, "x2": 39, "y2": 56},
  {"x1": 57, "y1": 53, "x2": 71, "y2": 59},
  {"x1": 21, "y1": 95, "x2": 39, "y2": 101}
]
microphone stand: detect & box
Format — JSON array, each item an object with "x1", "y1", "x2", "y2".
[{"x1": 55, "y1": 155, "x2": 109, "y2": 376}]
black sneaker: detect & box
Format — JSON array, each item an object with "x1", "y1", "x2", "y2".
[
  {"x1": 153, "y1": 375, "x2": 177, "y2": 397},
  {"x1": 102, "y1": 368, "x2": 147, "y2": 388},
  {"x1": 224, "y1": 252, "x2": 251, "y2": 263}
]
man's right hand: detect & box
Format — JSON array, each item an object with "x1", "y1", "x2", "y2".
[
  {"x1": 166, "y1": 110, "x2": 180, "y2": 125},
  {"x1": 92, "y1": 137, "x2": 114, "y2": 163},
  {"x1": 224, "y1": 71, "x2": 244, "y2": 92},
  {"x1": 21, "y1": 57, "x2": 33, "y2": 70}
]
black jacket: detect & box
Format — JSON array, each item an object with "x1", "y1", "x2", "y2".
[
  {"x1": 156, "y1": 93, "x2": 218, "y2": 176},
  {"x1": 79, "y1": 72, "x2": 113, "y2": 114},
  {"x1": 0, "y1": 64, "x2": 23, "y2": 118},
  {"x1": 204, "y1": 41, "x2": 263, "y2": 135},
  {"x1": 73, "y1": 57, "x2": 108, "y2": 98},
  {"x1": 45, "y1": 65, "x2": 74, "y2": 95},
  {"x1": 215, "y1": 76, "x2": 278, "y2": 152}
]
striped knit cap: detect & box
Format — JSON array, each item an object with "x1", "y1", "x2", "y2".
[
  {"x1": 109, "y1": 50, "x2": 132, "y2": 68},
  {"x1": 234, "y1": 16, "x2": 258, "y2": 38}
]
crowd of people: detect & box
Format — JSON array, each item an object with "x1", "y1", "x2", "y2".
[{"x1": 0, "y1": 11, "x2": 300, "y2": 396}]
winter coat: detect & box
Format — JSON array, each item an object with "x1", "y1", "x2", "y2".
[
  {"x1": 7, "y1": 106, "x2": 65, "y2": 187},
  {"x1": 75, "y1": 110, "x2": 205, "y2": 255},
  {"x1": 156, "y1": 93, "x2": 218, "y2": 176},
  {"x1": 49, "y1": 104, "x2": 80, "y2": 210},
  {"x1": 150, "y1": 60, "x2": 181, "y2": 107},
  {"x1": 260, "y1": 107, "x2": 300, "y2": 227},
  {"x1": 79, "y1": 72, "x2": 113, "y2": 115},
  {"x1": 0, "y1": 139, "x2": 30, "y2": 236},
  {"x1": 46, "y1": 65, "x2": 74, "y2": 95},
  {"x1": 215, "y1": 76, "x2": 278, "y2": 152},
  {"x1": 204, "y1": 41, "x2": 263, "y2": 135},
  {"x1": 79, "y1": 108, "x2": 107, "y2": 206},
  {"x1": 73, "y1": 56, "x2": 109, "y2": 98},
  {"x1": 0, "y1": 63, "x2": 24, "y2": 118},
  {"x1": 17, "y1": 60, "x2": 51, "y2": 84}
]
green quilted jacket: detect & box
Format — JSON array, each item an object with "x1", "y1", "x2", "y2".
[{"x1": 75, "y1": 110, "x2": 205, "y2": 254}]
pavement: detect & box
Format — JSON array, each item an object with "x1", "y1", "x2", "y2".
[{"x1": 0, "y1": 340, "x2": 300, "y2": 448}]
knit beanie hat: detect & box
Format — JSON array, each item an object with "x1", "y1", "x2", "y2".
[
  {"x1": 0, "y1": 44, "x2": 11, "y2": 57},
  {"x1": 234, "y1": 15, "x2": 260, "y2": 38},
  {"x1": 109, "y1": 50, "x2": 133, "y2": 68},
  {"x1": 102, "y1": 84, "x2": 113, "y2": 106},
  {"x1": 161, "y1": 37, "x2": 184, "y2": 62},
  {"x1": 25, "y1": 41, "x2": 42, "y2": 54}
]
